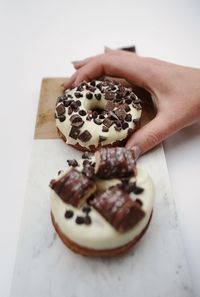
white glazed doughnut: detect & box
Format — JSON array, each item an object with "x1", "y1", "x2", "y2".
[
  {"x1": 55, "y1": 79, "x2": 142, "y2": 151},
  {"x1": 50, "y1": 147, "x2": 155, "y2": 257}
]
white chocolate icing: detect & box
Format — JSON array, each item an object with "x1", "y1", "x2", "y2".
[
  {"x1": 51, "y1": 166, "x2": 155, "y2": 250},
  {"x1": 56, "y1": 81, "x2": 142, "y2": 149}
]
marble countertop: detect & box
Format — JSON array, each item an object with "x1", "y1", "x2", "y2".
[{"x1": 0, "y1": 0, "x2": 199, "y2": 296}]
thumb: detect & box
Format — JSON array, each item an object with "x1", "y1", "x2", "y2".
[{"x1": 125, "y1": 114, "x2": 169, "y2": 154}]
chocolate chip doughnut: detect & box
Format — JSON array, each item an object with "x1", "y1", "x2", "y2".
[
  {"x1": 49, "y1": 147, "x2": 155, "y2": 257},
  {"x1": 55, "y1": 79, "x2": 142, "y2": 152}
]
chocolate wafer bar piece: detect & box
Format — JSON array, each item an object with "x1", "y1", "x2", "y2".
[
  {"x1": 50, "y1": 169, "x2": 96, "y2": 207},
  {"x1": 90, "y1": 186, "x2": 145, "y2": 232},
  {"x1": 95, "y1": 147, "x2": 136, "y2": 179}
]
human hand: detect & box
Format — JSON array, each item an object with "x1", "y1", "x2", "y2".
[{"x1": 63, "y1": 49, "x2": 200, "y2": 154}]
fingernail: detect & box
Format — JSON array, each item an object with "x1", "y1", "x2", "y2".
[
  {"x1": 71, "y1": 60, "x2": 81, "y2": 64},
  {"x1": 131, "y1": 145, "x2": 141, "y2": 160}
]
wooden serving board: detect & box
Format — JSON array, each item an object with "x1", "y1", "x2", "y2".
[{"x1": 9, "y1": 78, "x2": 193, "y2": 297}]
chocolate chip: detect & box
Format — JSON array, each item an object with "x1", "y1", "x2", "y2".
[
  {"x1": 105, "y1": 101, "x2": 115, "y2": 112},
  {"x1": 132, "y1": 184, "x2": 144, "y2": 194},
  {"x1": 69, "y1": 126, "x2": 80, "y2": 139},
  {"x1": 82, "y1": 206, "x2": 91, "y2": 214},
  {"x1": 74, "y1": 92, "x2": 83, "y2": 98},
  {"x1": 82, "y1": 164, "x2": 94, "y2": 179},
  {"x1": 58, "y1": 115, "x2": 66, "y2": 122},
  {"x1": 68, "y1": 94, "x2": 73, "y2": 98},
  {"x1": 78, "y1": 130, "x2": 92, "y2": 142},
  {"x1": 65, "y1": 210, "x2": 74, "y2": 219},
  {"x1": 95, "y1": 93, "x2": 101, "y2": 100},
  {"x1": 128, "y1": 128, "x2": 134, "y2": 135},
  {"x1": 79, "y1": 109, "x2": 87, "y2": 116},
  {"x1": 90, "y1": 80, "x2": 96, "y2": 86},
  {"x1": 86, "y1": 92, "x2": 93, "y2": 99},
  {"x1": 75, "y1": 216, "x2": 85, "y2": 224},
  {"x1": 68, "y1": 106, "x2": 73, "y2": 115},
  {"x1": 96, "y1": 83, "x2": 103, "y2": 91},
  {"x1": 125, "y1": 98, "x2": 132, "y2": 104},
  {"x1": 114, "y1": 107, "x2": 126, "y2": 121},
  {"x1": 63, "y1": 100, "x2": 71, "y2": 107},
  {"x1": 70, "y1": 114, "x2": 84, "y2": 128},
  {"x1": 102, "y1": 125, "x2": 109, "y2": 132},
  {"x1": 82, "y1": 152, "x2": 91, "y2": 159},
  {"x1": 77, "y1": 85, "x2": 84, "y2": 92},
  {"x1": 86, "y1": 85, "x2": 96, "y2": 92},
  {"x1": 105, "y1": 92, "x2": 115, "y2": 100},
  {"x1": 67, "y1": 159, "x2": 79, "y2": 167},
  {"x1": 135, "y1": 199, "x2": 143, "y2": 206},
  {"x1": 125, "y1": 114, "x2": 132, "y2": 121},
  {"x1": 92, "y1": 111, "x2": 98, "y2": 119},
  {"x1": 56, "y1": 104, "x2": 65, "y2": 116},
  {"x1": 94, "y1": 118, "x2": 102, "y2": 125},
  {"x1": 76, "y1": 100, "x2": 81, "y2": 106},
  {"x1": 114, "y1": 126, "x2": 122, "y2": 131},
  {"x1": 122, "y1": 122, "x2": 129, "y2": 130},
  {"x1": 99, "y1": 135, "x2": 107, "y2": 142},
  {"x1": 99, "y1": 114, "x2": 105, "y2": 119},
  {"x1": 70, "y1": 101, "x2": 78, "y2": 109},
  {"x1": 103, "y1": 118, "x2": 113, "y2": 128},
  {"x1": 124, "y1": 103, "x2": 131, "y2": 112},
  {"x1": 84, "y1": 216, "x2": 92, "y2": 225}
]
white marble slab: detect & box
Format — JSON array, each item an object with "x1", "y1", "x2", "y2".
[{"x1": 10, "y1": 140, "x2": 193, "y2": 297}]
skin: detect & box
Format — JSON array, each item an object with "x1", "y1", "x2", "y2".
[{"x1": 63, "y1": 49, "x2": 200, "y2": 155}]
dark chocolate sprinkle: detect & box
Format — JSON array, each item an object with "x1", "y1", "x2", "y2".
[
  {"x1": 122, "y1": 122, "x2": 129, "y2": 130},
  {"x1": 96, "y1": 83, "x2": 103, "y2": 91},
  {"x1": 95, "y1": 93, "x2": 101, "y2": 100},
  {"x1": 82, "y1": 152, "x2": 91, "y2": 159},
  {"x1": 65, "y1": 210, "x2": 74, "y2": 219},
  {"x1": 58, "y1": 115, "x2": 66, "y2": 122},
  {"x1": 99, "y1": 135, "x2": 107, "y2": 142},
  {"x1": 125, "y1": 114, "x2": 132, "y2": 122},
  {"x1": 76, "y1": 100, "x2": 81, "y2": 106},
  {"x1": 68, "y1": 106, "x2": 73, "y2": 115},
  {"x1": 84, "y1": 216, "x2": 92, "y2": 225},
  {"x1": 70, "y1": 115, "x2": 84, "y2": 128},
  {"x1": 92, "y1": 111, "x2": 98, "y2": 119},
  {"x1": 75, "y1": 216, "x2": 85, "y2": 225},
  {"x1": 114, "y1": 126, "x2": 122, "y2": 131},
  {"x1": 63, "y1": 100, "x2": 71, "y2": 107},
  {"x1": 77, "y1": 85, "x2": 84, "y2": 92},
  {"x1": 103, "y1": 117, "x2": 114, "y2": 128},
  {"x1": 68, "y1": 94, "x2": 73, "y2": 98},
  {"x1": 124, "y1": 104, "x2": 131, "y2": 112},
  {"x1": 67, "y1": 159, "x2": 79, "y2": 167},
  {"x1": 99, "y1": 114, "x2": 105, "y2": 119},
  {"x1": 79, "y1": 109, "x2": 87, "y2": 116},
  {"x1": 83, "y1": 159, "x2": 90, "y2": 166},
  {"x1": 135, "y1": 199, "x2": 143, "y2": 206},
  {"x1": 132, "y1": 184, "x2": 144, "y2": 194},
  {"x1": 86, "y1": 92, "x2": 93, "y2": 99},
  {"x1": 90, "y1": 80, "x2": 96, "y2": 86},
  {"x1": 58, "y1": 170, "x2": 63, "y2": 175},
  {"x1": 125, "y1": 98, "x2": 132, "y2": 104},
  {"x1": 74, "y1": 92, "x2": 83, "y2": 98},
  {"x1": 82, "y1": 206, "x2": 91, "y2": 214}
]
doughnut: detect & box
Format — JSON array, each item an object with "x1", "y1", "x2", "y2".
[
  {"x1": 49, "y1": 147, "x2": 155, "y2": 257},
  {"x1": 55, "y1": 79, "x2": 142, "y2": 152}
]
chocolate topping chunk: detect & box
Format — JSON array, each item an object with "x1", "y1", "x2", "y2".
[
  {"x1": 90, "y1": 80, "x2": 96, "y2": 86},
  {"x1": 56, "y1": 104, "x2": 65, "y2": 116},
  {"x1": 125, "y1": 114, "x2": 132, "y2": 121},
  {"x1": 122, "y1": 122, "x2": 129, "y2": 130},
  {"x1": 92, "y1": 111, "x2": 98, "y2": 119},
  {"x1": 82, "y1": 206, "x2": 91, "y2": 214},
  {"x1": 70, "y1": 114, "x2": 84, "y2": 128},
  {"x1": 65, "y1": 210, "x2": 74, "y2": 219},
  {"x1": 102, "y1": 118, "x2": 113, "y2": 128},
  {"x1": 67, "y1": 159, "x2": 79, "y2": 167},
  {"x1": 82, "y1": 164, "x2": 95, "y2": 179},
  {"x1": 76, "y1": 216, "x2": 85, "y2": 225},
  {"x1": 84, "y1": 216, "x2": 92, "y2": 225},
  {"x1": 74, "y1": 92, "x2": 83, "y2": 98},
  {"x1": 114, "y1": 107, "x2": 126, "y2": 121},
  {"x1": 79, "y1": 109, "x2": 87, "y2": 116},
  {"x1": 95, "y1": 93, "x2": 101, "y2": 100},
  {"x1": 105, "y1": 91, "x2": 116, "y2": 101},
  {"x1": 68, "y1": 106, "x2": 73, "y2": 115},
  {"x1": 105, "y1": 101, "x2": 115, "y2": 112},
  {"x1": 102, "y1": 125, "x2": 109, "y2": 132},
  {"x1": 78, "y1": 130, "x2": 92, "y2": 142},
  {"x1": 77, "y1": 85, "x2": 84, "y2": 92},
  {"x1": 63, "y1": 100, "x2": 71, "y2": 107},
  {"x1": 90, "y1": 187, "x2": 145, "y2": 232},
  {"x1": 50, "y1": 168, "x2": 96, "y2": 207},
  {"x1": 58, "y1": 115, "x2": 66, "y2": 122},
  {"x1": 69, "y1": 126, "x2": 80, "y2": 140},
  {"x1": 86, "y1": 92, "x2": 93, "y2": 99},
  {"x1": 99, "y1": 135, "x2": 107, "y2": 142},
  {"x1": 95, "y1": 147, "x2": 136, "y2": 179}
]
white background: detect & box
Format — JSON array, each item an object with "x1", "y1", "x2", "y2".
[{"x1": 0, "y1": 0, "x2": 199, "y2": 296}]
